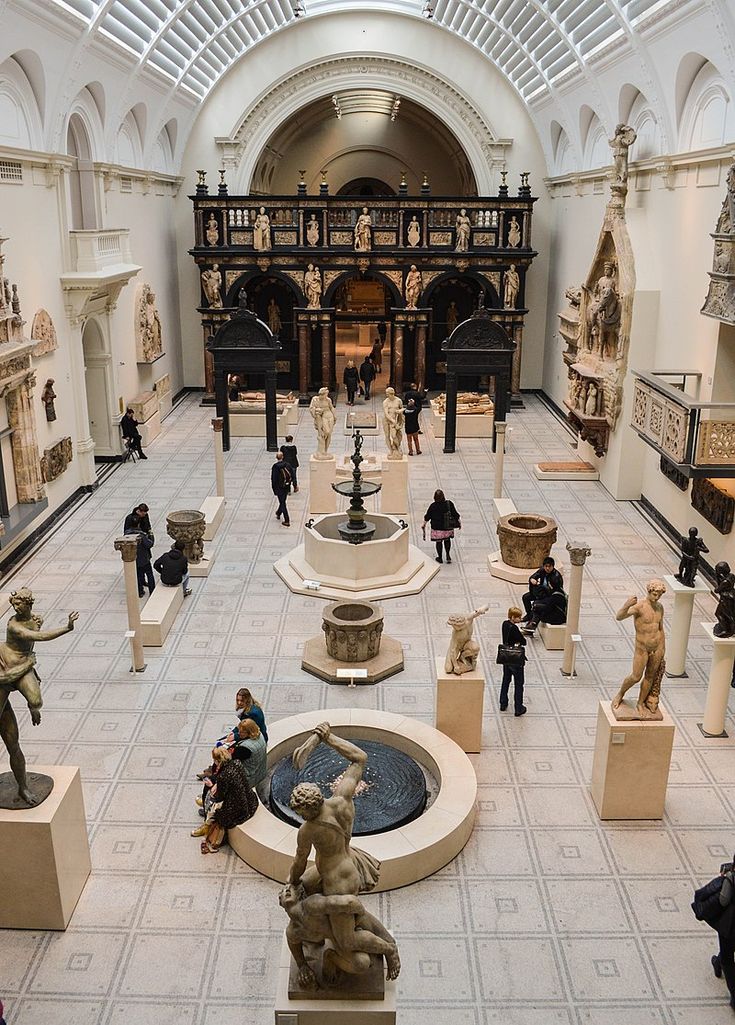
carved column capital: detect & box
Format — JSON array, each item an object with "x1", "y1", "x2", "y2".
[
  {"x1": 114, "y1": 535, "x2": 139, "y2": 562},
  {"x1": 566, "y1": 540, "x2": 592, "y2": 566},
  {"x1": 495, "y1": 421, "x2": 507, "y2": 435},
  {"x1": 211, "y1": 417, "x2": 224, "y2": 433}
]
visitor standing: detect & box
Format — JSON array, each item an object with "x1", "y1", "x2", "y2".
[
  {"x1": 125, "y1": 515, "x2": 155, "y2": 597},
  {"x1": 124, "y1": 503, "x2": 151, "y2": 534},
  {"x1": 694, "y1": 854, "x2": 735, "y2": 1009},
  {"x1": 359, "y1": 356, "x2": 376, "y2": 399},
  {"x1": 422, "y1": 489, "x2": 460, "y2": 563},
  {"x1": 370, "y1": 337, "x2": 383, "y2": 373},
  {"x1": 281, "y1": 435, "x2": 299, "y2": 492},
  {"x1": 498, "y1": 606, "x2": 527, "y2": 716},
  {"x1": 343, "y1": 360, "x2": 359, "y2": 405},
  {"x1": 271, "y1": 450, "x2": 292, "y2": 526},
  {"x1": 404, "y1": 398, "x2": 422, "y2": 455},
  {"x1": 121, "y1": 408, "x2": 147, "y2": 459},
  {"x1": 153, "y1": 540, "x2": 191, "y2": 597}
]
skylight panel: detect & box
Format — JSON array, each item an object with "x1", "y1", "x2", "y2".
[
  {"x1": 50, "y1": 0, "x2": 99, "y2": 19},
  {"x1": 147, "y1": 50, "x2": 181, "y2": 80}
]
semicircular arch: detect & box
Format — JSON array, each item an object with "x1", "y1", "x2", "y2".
[{"x1": 323, "y1": 268, "x2": 402, "y2": 310}]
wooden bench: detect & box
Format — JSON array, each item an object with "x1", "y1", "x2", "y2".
[
  {"x1": 201, "y1": 495, "x2": 225, "y2": 541},
  {"x1": 140, "y1": 584, "x2": 184, "y2": 646},
  {"x1": 538, "y1": 622, "x2": 566, "y2": 650}
]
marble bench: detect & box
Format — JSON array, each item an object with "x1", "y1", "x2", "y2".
[
  {"x1": 140, "y1": 583, "x2": 183, "y2": 646},
  {"x1": 200, "y1": 495, "x2": 225, "y2": 541},
  {"x1": 538, "y1": 621, "x2": 566, "y2": 650}
]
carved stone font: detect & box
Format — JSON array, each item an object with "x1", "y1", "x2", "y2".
[
  {"x1": 322, "y1": 601, "x2": 384, "y2": 662},
  {"x1": 382, "y1": 387, "x2": 404, "y2": 459},
  {"x1": 702, "y1": 157, "x2": 735, "y2": 324},
  {"x1": 135, "y1": 283, "x2": 164, "y2": 362},
  {"x1": 445, "y1": 605, "x2": 488, "y2": 675},
  {"x1": 309, "y1": 387, "x2": 336, "y2": 459},
  {"x1": 496, "y1": 513, "x2": 557, "y2": 569},
  {"x1": 166, "y1": 509, "x2": 206, "y2": 564},
  {"x1": 611, "y1": 579, "x2": 666, "y2": 720}
]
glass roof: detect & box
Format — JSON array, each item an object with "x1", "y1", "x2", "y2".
[{"x1": 50, "y1": 0, "x2": 678, "y2": 102}]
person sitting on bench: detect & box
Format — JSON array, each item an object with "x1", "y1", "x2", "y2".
[
  {"x1": 523, "y1": 588, "x2": 568, "y2": 634},
  {"x1": 522, "y1": 557, "x2": 563, "y2": 620},
  {"x1": 153, "y1": 540, "x2": 191, "y2": 596}
]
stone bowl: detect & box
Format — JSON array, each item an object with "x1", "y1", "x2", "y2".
[
  {"x1": 496, "y1": 512, "x2": 557, "y2": 569},
  {"x1": 322, "y1": 600, "x2": 384, "y2": 662},
  {"x1": 166, "y1": 509, "x2": 206, "y2": 562}
]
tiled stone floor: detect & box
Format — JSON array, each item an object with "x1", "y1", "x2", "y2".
[{"x1": 1, "y1": 391, "x2": 734, "y2": 1024}]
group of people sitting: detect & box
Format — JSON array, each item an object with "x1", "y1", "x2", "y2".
[
  {"x1": 191, "y1": 688, "x2": 268, "y2": 854},
  {"x1": 520, "y1": 556, "x2": 568, "y2": 634},
  {"x1": 123, "y1": 502, "x2": 192, "y2": 599}
]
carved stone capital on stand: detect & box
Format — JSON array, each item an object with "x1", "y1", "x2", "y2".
[
  {"x1": 114, "y1": 535, "x2": 139, "y2": 562},
  {"x1": 211, "y1": 417, "x2": 224, "y2": 433},
  {"x1": 566, "y1": 540, "x2": 592, "y2": 566}
]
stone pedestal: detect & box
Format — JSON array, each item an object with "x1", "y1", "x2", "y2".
[
  {"x1": 434, "y1": 656, "x2": 484, "y2": 753},
  {"x1": 0, "y1": 765, "x2": 91, "y2": 929},
  {"x1": 274, "y1": 937, "x2": 396, "y2": 1024},
  {"x1": 493, "y1": 421, "x2": 506, "y2": 500},
  {"x1": 590, "y1": 700, "x2": 675, "y2": 819},
  {"x1": 309, "y1": 454, "x2": 337, "y2": 514},
  {"x1": 539, "y1": 622, "x2": 565, "y2": 650},
  {"x1": 130, "y1": 390, "x2": 161, "y2": 446},
  {"x1": 664, "y1": 575, "x2": 710, "y2": 678},
  {"x1": 138, "y1": 408, "x2": 161, "y2": 447},
  {"x1": 700, "y1": 623, "x2": 735, "y2": 738},
  {"x1": 487, "y1": 551, "x2": 529, "y2": 584},
  {"x1": 379, "y1": 455, "x2": 408, "y2": 516},
  {"x1": 201, "y1": 495, "x2": 226, "y2": 541},
  {"x1": 562, "y1": 541, "x2": 592, "y2": 676}
]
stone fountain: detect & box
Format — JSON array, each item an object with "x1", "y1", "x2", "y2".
[{"x1": 331, "y1": 430, "x2": 381, "y2": 543}]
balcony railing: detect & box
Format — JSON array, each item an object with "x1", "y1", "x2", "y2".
[{"x1": 68, "y1": 229, "x2": 133, "y2": 273}]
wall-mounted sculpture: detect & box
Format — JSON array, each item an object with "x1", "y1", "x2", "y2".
[
  {"x1": 691, "y1": 477, "x2": 735, "y2": 534},
  {"x1": 701, "y1": 159, "x2": 735, "y2": 325},
  {"x1": 41, "y1": 379, "x2": 56, "y2": 422},
  {"x1": 40, "y1": 437, "x2": 73, "y2": 483},
  {"x1": 135, "y1": 283, "x2": 164, "y2": 363},
  {"x1": 559, "y1": 126, "x2": 637, "y2": 457},
  {"x1": 30, "y1": 309, "x2": 58, "y2": 357}
]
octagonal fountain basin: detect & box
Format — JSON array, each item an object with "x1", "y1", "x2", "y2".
[
  {"x1": 229, "y1": 708, "x2": 477, "y2": 891},
  {"x1": 496, "y1": 512, "x2": 558, "y2": 569},
  {"x1": 274, "y1": 513, "x2": 439, "y2": 601}
]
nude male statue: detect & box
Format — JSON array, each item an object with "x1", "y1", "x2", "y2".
[
  {"x1": 611, "y1": 579, "x2": 666, "y2": 719},
  {"x1": 0, "y1": 588, "x2": 78, "y2": 804},
  {"x1": 445, "y1": 605, "x2": 489, "y2": 675}
]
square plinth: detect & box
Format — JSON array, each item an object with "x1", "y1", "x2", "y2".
[
  {"x1": 275, "y1": 938, "x2": 396, "y2": 1024},
  {"x1": 309, "y1": 454, "x2": 338, "y2": 514},
  {"x1": 539, "y1": 622, "x2": 566, "y2": 650},
  {"x1": 301, "y1": 635, "x2": 404, "y2": 684},
  {"x1": 0, "y1": 765, "x2": 91, "y2": 929},
  {"x1": 379, "y1": 456, "x2": 408, "y2": 516},
  {"x1": 590, "y1": 701, "x2": 675, "y2": 820},
  {"x1": 434, "y1": 656, "x2": 485, "y2": 753}
]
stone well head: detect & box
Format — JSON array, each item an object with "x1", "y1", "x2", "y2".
[
  {"x1": 321, "y1": 600, "x2": 384, "y2": 663},
  {"x1": 166, "y1": 509, "x2": 206, "y2": 563},
  {"x1": 496, "y1": 512, "x2": 557, "y2": 569}
]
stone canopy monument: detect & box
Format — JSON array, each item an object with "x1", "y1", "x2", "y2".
[{"x1": 701, "y1": 158, "x2": 735, "y2": 324}]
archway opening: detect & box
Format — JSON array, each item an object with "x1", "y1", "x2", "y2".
[
  {"x1": 333, "y1": 274, "x2": 392, "y2": 398},
  {"x1": 66, "y1": 113, "x2": 97, "y2": 230},
  {"x1": 82, "y1": 318, "x2": 112, "y2": 455}
]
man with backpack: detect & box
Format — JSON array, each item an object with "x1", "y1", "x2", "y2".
[
  {"x1": 359, "y1": 356, "x2": 376, "y2": 399},
  {"x1": 271, "y1": 450, "x2": 292, "y2": 526},
  {"x1": 154, "y1": 540, "x2": 192, "y2": 597}
]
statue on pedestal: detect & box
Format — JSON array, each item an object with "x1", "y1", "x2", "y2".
[
  {"x1": 305, "y1": 264, "x2": 323, "y2": 309},
  {"x1": 309, "y1": 387, "x2": 336, "y2": 459},
  {"x1": 382, "y1": 387, "x2": 404, "y2": 459},
  {"x1": 404, "y1": 265, "x2": 422, "y2": 309},
  {"x1": 584, "y1": 383, "x2": 598, "y2": 418},
  {"x1": 675, "y1": 526, "x2": 709, "y2": 588},
  {"x1": 713, "y1": 561, "x2": 735, "y2": 638},
  {"x1": 41, "y1": 379, "x2": 57, "y2": 422},
  {"x1": 201, "y1": 265, "x2": 223, "y2": 308},
  {"x1": 609, "y1": 123, "x2": 637, "y2": 188},
  {"x1": 455, "y1": 209, "x2": 471, "y2": 252},
  {"x1": 306, "y1": 214, "x2": 319, "y2": 247},
  {"x1": 281, "y1": 722, "x2": 400, "y2": 990},
  {"x1": 0, "y1": 589, "x2": 78, "y2": 807},
  {"x1": 407, "y1": 216, "x2": 421, "y2": 248},
  {"x1": 611, "y1": 579, "x2": 667, "y2": 720},
  {"x1": 253, "y1": 207, "x2": 271, "y2": 251},
  {"x1": 205, "y1": 214, "x2": 219, "y2": 246},
  {"x1": 503, "y1": 264, "x2": 520, "y2": 309},
  {"x1": 445, "y1": 606, "x2": 488, "y2": 675},
  {"x1": 267, "y1": 297, "x2": 282, "y2": 336},
  {"x1": 507, "y1": 216, "x2": 521, "y2": 248},
  {"x1": 354, "y1": 208, "x2": 372, "y2": 251}
]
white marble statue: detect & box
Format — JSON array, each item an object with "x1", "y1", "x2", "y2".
[
  {"x1": 305, "y1": 264, "x2": 323, "y2": 309},
  {"x1": 309, "y1": 387, "x2": 336, "y2": 459},
  {"x1": 507, "y1": 216, "x2": 521, "y2": 248},
  {"x1": 354, "y1": 207, "x2": 372, "y2": 251},
  {"x1": 306, "y1": 214, "x2": 319, "y2": 247},
  {"x1": 503, "y1": 264, "x2": 520, "y2": 309},
  {"x1": 382, "y1": 387, "x2": 404, "y2": 460},
  {"x1": 135, "y1": 284, "x2": 164, "y2": 362},
  {"x1": 404, "y1": 265, "x2": 422, "y2": 309},
  {"x1": 253, "y1": 207, "x2": 271, "y2": 251},
  {"x1": 609, "y1": 123, "x2": 637, "y2": 187},
  {"x1": 201, "y1": 265, "x2": 222, "y2": 308},
  {"x1": 455, "y1": 208, "x2": 471, "y2": 252},
  {"x1": 205, "y1": 214, "x2": 219, "y2": 246},
  {"x1": 584, "y1": 383, "x2": 598, "y2": 417},
  {"x1": 407, "y1": 216, "x2": 421, "y2": 248},
  {"x1": 445, "y1": 606, "x2": 489, "y2": 675}
]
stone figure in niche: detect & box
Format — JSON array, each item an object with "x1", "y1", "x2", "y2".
[
  {"x1": 382, "y1": 387, "x2": 404, "y2": 459},
  {"x1": 282, "y1": 722, "x2": 400, "y2": 990},
  {"x1": 201, "y1": 265, "x2": 223, "y2": 308},
  {"x1": 586, "y1": 260, "x2": 621, "y2": 357},
  {"x1": 354, "y1": 207, "x2": 372, "y2": 251},
  {"x1": 675, "y1": 526, "x2": 709, "y2": 588},
  {"x1": 404, "y1": 265, "x2": 422, "y2": 309},
  {"x1": 609, "y1": 123, "x2": 637, "y2": 187},
  {"x1": 507, "y1": 215, "x2": 521, "y2": 248},
  {"x1": 41, "y1": 379, "x2": 56, "y2": 422},
  {"x1": 611, "y1": 579, "x2": 667, "y2": 720},
  {"x1": 407, "y1": 216, "x2": 421, "y2": 248},
  {"x1": 455, "y1": 208, "x2": 471, "y2": 252},
  {"x1": 253, "y1": 206, "x2": 271, "y2": 251},
  {"x1": 305, "y1": 264, "x2": 323, "y2": 309},
  {"x1": 503, "y1": 264, "x2": 520, "y2": 309},
  {"x1": 205, "y1": 213, "x2": 219, "y2": 246},
  {"x1": 309, "y1": 387, "x2": 336, "y2": 459},
  {"x1": 306, "y1": 214, "x2": 319, "y2": 247},
  {"x1": 136, "y1": 285, "x2": 164, "y2": 362},
  {"x1": 446, "y1": 300, "x2": 459, "y2": 335},
  {"x1": 267, "y1": 297, "x2": 282, "y2": 335},
  {"x1": 238, "y1": 286, "x2": 249, "y2": 310},
  {"x1": 713, "y1": 561, "x2": 735, "y2": 638},
  {"x1": 584, "y1": 382, "x2": 598, "y2": 417},
  {"x1": 714, "y1": 244, "x2": 731, "y2": 274},
  {"x1": 444, "y1": 605, "x2": 489, "y2": 675},
  {"x1": 0, "y1": 589, "x2": 78, "y2": 807}
]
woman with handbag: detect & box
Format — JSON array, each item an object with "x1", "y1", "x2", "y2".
[
  {"x1": 498, "y1": 606, "x2": 527, "y2": 717},
  {"x1": 422, "y1": 489, "x2": 460, "y2": 564}
]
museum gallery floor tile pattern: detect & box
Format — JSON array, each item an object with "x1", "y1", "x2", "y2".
[{"x1": 1, "y1": 393, "x2": 733, "y2": 1025}]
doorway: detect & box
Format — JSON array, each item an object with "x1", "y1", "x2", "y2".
[
  {"x1": 333, "y1": 275, "x2": 392, "y2": 402},
  {"x1": 82, "y1": 319, "x2": 114, "y2": 456}
]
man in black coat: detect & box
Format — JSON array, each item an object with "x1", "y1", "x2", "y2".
[
  {"x1": 271, "y1": 450, "x2": 291, "y2": 526},
  {"x1": 522, "y1": 558, "x2": 564, "y2": 620},
  {"x1": 359, "y1": 357, "x2": 375, "y2": 399},
  {"x1": 523, "y1": 588, "x2": 568, "y2": 634},
  {"x1": 124, "y1": 503, "x2": 151, "y2": 535},
  {"x1": 125, "y1": 515, "x2": 155, "y2": 596},
  {"x1": 154, "y1": 540, "x2": 191, "y2": 596},
  {"x1": 121, "y1": 408, "x2": 147, "y2": 459}
]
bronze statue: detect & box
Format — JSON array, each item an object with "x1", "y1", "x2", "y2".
[
  {"x1": 0, "y1": 589, "x2": 78, "y2": 806},
  {"x1": 675, "y1": 526, "x2": 709, "y2": 588},
  {"x1": 41, "y1": 379, "x2": 57, "y2": 422},
  {"x1": 713, "y1": 561, "x2": 735, "y2": 638}
]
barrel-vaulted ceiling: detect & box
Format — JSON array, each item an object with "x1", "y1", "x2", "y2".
[{"x1": 50, "y1": 0, "x2": 684, "y2": 104}]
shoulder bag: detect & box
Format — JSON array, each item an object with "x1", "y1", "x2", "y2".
[
  {"x1": 496, "y1": 644, "x2": 526, "y2": 667},
  {"x1": 443, "y1": 501, "x2": 461, "y2": 531}
]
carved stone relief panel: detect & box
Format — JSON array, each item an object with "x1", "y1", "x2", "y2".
[
  {"x1": 659, "y1": 456, "x2": 689, "y2": 491},
  {"x1": 230, "y1": 231, "x2": 253, "y2": 245},
  {"x1": 429, "y1": 232, "x2": 452, "y2": 246},
  {"x1": 274, "y1": 231, "x2": 297, "y2": 245},
  {"x1": 130, "y1": 390, "x2": 158, "y2": 423},
  {"x1": 374, "y1": 231, "x2": 397, "y2": 246},
  {"x1": 40, "y1": 436, "x2": 73, "y2": 483},
  {"x1": 691, "y1": 477, "x2": 734, "y2": 534},
  {"x1": 697, "y1": 420, "x2": 735, "y2": 465},
  {"x1": 134, "y1": 283, "x2": 164, "y2": 363},
  {"x1": 329, "y1": 231, "x2": 353, "y2": 246},
  {"x1": 30, "y1": 309, "x2": 58, "y2": 357}
]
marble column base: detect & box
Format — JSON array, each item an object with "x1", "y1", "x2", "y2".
[
  {"x1": 0, "y1": 765, "x2": 91, "y2": 929},
  {"x1": 434, "y1": 656, "x2": 484, "y2": 753}
]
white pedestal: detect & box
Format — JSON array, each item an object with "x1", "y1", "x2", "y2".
[
  {"x1": 0, "y1": 766, "x2": 91, "y2": 929},
  {"x1": 700, "y1": 623, "x2": 735, "y2": 738},
  {"x1": 539, "y1": 622, "x2": 566, "y2": 650},
  {"x1": 434, "y1": 656, "x2": 484, "y2": 753},
  {"x1": 664, "y1": 575, "x2": 710, "y2": 678},
  {"x1": 379, "y1": 456, "x2": 408, "y2": 516},
  {"x1": 533, "y1": 462, "x2": 599, "y2": 481},
  {"x1": 139, "y1": 408, "x2": 161, "y2": 447},
  {"x1": 590, "y1": 701, "x2": 675, "y2": 819},
  {"x1": 230, "y1": 408, "x2": 289, "y2": 437},
  {"x1": 309, "y1": 454, "x2": 338, "y2": 514},
  {"x1": 487, "y1": 550, "x2": 529, "y2": 584},
  {"x1": 201, "y1": 495, "x2": 226, "y2": 541},
  {"x1": 189, "y1": 545, "x2": 215, "y2": 577},
  {"x1": 274, "y1": 937, "x2": 396, "y2": 1024}
]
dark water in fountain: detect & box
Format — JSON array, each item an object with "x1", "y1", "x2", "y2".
[{"x1": 269, "y1": 740, "x2": 428, "y2": 835}]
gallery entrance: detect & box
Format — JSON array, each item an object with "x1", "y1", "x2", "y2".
[{"x1": 333, "y1": 275, "x2": 392, "y2": 400}]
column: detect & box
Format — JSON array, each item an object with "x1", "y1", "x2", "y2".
[
  {"x1": 700, "y1": 623, "x2": 735, "y2": 738},
  {"x1": 561, "y1": 541, "x2": 592, "y2": 676},
  {"x1": 493, "y1": 421, "x2": 507, "y2": 500},
  {"x1": 415, "y1": 317, "x2": 427, "y2": 393},
  {"x1": 265, "y1": 368, "x2": 278, "y2": 453},
  {"x1": 320, "y1": 319, "x2": 331, "y2": 390},
  {"x1": 69, "y1": 322, "x2": 97, "y2": 485},
  {"x1": 664, "y1": 575, "x2": 710, "y2": 678},
  {"x1": 114, "y1": 535, "x2": 146, "y2": 672},
  {"x1": 6, "y1": 373, "x2": 45, "y2": 502},
  {"x1": 214, "y1": 368, "x2": 230, "y2": 452},
  {"x1": 443, "y1": 369, "x2": 458, "y2": 454},
  {"x1": 298, "y1": 319, "x2": 310, "y2": 396},
  {"x1": 511, "y1": 324, "x2": 523, "y2": 399},
  {"x1": 212, "y1": 417, "x2": 225, "y2": 496},
  {"x1": 392, "y1": 323, "x2": 404, "y2": 395}
]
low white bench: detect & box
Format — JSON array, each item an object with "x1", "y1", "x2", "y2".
[
  {"x1": 201, "y1": 495, "x2": 225, "y2": 541},
  {"x1": 140, "y1": 584, "x2": 184, "y2": 646},
  {"x1": 538, "y1": 622, "x2": 566, "y2": 650}
]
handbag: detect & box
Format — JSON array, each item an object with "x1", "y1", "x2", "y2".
[
  {"x1": 443, "y1": 502, "x2": 461, "y2": 531},
  {"x1": 496, "y1": 644, "x2": 526, "y2": 667}
]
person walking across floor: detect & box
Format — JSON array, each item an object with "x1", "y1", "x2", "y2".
[
  {"x1": 271, "y1": 449, "x2": 292, "y2": 526},
  {"x1": 498, "y1": 606, "x2": 527, "y2": 717},
  {"x1": 404, "y1": 397, "x2": 422, "y2": 455},
  {"x1": 281, "y1": 435, "x2": 299, "y2": 492},
  {"x1": 153, "y1": 540, "x2": 191, "y2": 597},
  {"x1": 422, "y1": 489, "x2": 460, "y2": 564},
  {"x1": 343, "y1": 360, "x2": 359, "y2": 405},
  {"x1": 370, "y1": 337, "x2": 383, "y2": 373},
  {"x1": 121, "y1": 407, "x2": 147, "y2": 459},
  {"x1": 359, "y1": 356, "x2": 376, "y2": 399},
  {"x1": 125, "y1": 514, "x2": 155, "y2": 597}
]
